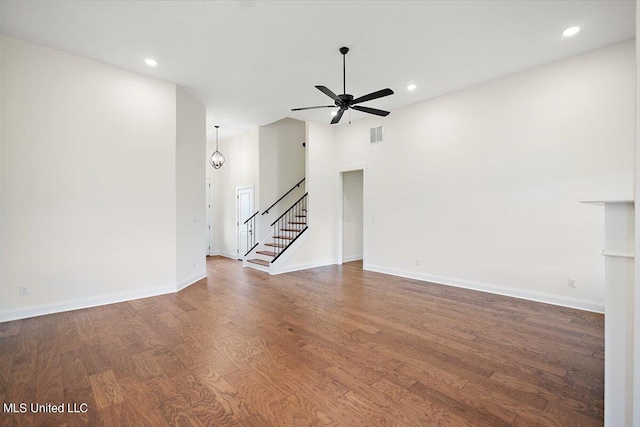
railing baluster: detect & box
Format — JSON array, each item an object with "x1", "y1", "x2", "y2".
[
  {"x1": 243, "y1": 210, "x2": 260, "y2": 257},
  {"x1": 268, "y1": 192, "x2": 309, "y2": 263}
]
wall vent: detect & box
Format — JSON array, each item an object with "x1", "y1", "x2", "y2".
[{"x1": 370, "y1": 125, "x2": 383, "y2": 144}]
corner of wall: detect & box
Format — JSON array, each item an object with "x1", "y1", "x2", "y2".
[
  {"x1": 0, "y1": 38, "x2": 203, "y2": 322},
  {"x1": 175, "y1": 86, "x2": 207, "y2": 287},
  {"x1": 633, "y1": 2, "x2": 640, "y2": 423}
]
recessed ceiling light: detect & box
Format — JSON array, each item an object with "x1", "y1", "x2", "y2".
[
  {"x1": 562, "y1": 26, "x2": 580, "y2": 37},
  {"x1": 407, "y1": 84, "x2": 417, "y2": 91},
  {"x1": 331, "y1": 111, "x2": 338, "y2": 116},
  {"x1": 144, "y1": 58, "x2": 158, "y2": 67}
]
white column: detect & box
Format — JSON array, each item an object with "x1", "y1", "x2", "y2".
[{"x1": 584, "y1": 200, "x2": 635, "y2": 426}]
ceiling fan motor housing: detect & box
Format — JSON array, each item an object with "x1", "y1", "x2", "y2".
[{"x1": 337, "y1": 94, "x2": 353, "y2": 106}]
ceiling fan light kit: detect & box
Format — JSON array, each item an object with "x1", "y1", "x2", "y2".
[
  {"x1": 209, "y1": 125, "x2": 225, "y2": 169},
  {"x1": 292, "y1": 47, "x2": 394, "y2": 125}
]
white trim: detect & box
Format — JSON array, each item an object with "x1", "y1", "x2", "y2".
[
  {"x1": 219, "y1": 250, "x2": 238, "y2": 260},
  {"x1": 206, "y1": 177, "x2": 213, "y2": 256},
  {"x1": 207, "y1": 251, "x2": 220, "y2": 256},
  {"x1": 364, "y1": 263, "x2": 604, "y2": 314},
  {"x1": 342, "y1": 255, "x2": 363, "y2": 262},
  {"x1": 602, "y1": 250, "x2": 635, "y2": 259},
  {"x1": 580, "y1": 199, "x2": 634, "y2": 206},
  {"x1": 0, "y1": 283, "x2": 176, "y2": 323},
  {"x1": 337, "y1": 163, "x2": 368, "y2": 173},
  {"x1": 236, "y1": 185, "x2": 255, "y2": 260},
  {"x1": 177, "y1": 271, "x2": 207, "y2": 291},
  {"x1": 273, "y1": 259, "x2": 337, "y2": 275},
  {"x1": 1, "y1": 271, "x2": 209, "y2": 322},
  {"x1": 244, "y1": 260, "x2": 270, "y2": 272},
  {"x1": 336, "y1": 164, "x2": 367, "y2": 266}
]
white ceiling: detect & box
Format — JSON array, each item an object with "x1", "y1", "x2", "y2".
[{"x1": 0, "y1": 1, "x2": 635, "y2": 139}]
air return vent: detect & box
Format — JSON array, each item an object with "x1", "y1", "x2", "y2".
[{"x1": 370, "y1": 125, "x2": 384, "y2": 144}]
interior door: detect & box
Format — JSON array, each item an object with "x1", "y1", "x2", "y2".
[
  {"x1": 206, "y1": 178, "x2": 211, "y2": 256},
  {"x1": 237, "y1": 187, "x2": 254, "y2": 259}
]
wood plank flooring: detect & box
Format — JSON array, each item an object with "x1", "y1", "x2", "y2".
[{"x1": 0, "y1": 257, "x2": 604, "y2": 426}]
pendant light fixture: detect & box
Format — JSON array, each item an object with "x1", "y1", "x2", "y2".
[{"x1": 209, "y1": 125, "x2": 225, "y2": 169}]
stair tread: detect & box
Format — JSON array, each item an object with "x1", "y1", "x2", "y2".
[
  {"x1": 265, "y1": 243, "x2": 286, "y2": 248},
  {"x1": 256, "y1": 250, "x2": 277, "y2": 257},
  {"x1": 295, "y1": 215, "x2": 307, "y2": 218},
  {"x1": 280, "y1": 228, "x2": 303, "y2": 232},
  {"x1": 248, "y1": 259, "x2": 269, "y2": 266},
  {"x1": 288, "y1": 222, "x2": 307, "y2": 225},
  {"x1": 273, "y1": 235, "x2": 294, "y2": 240}
]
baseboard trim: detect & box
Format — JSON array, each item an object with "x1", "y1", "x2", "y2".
[
  {"x1": 1, "y1": 270, "x2": 209, "y2": 323},
  {"x1": 3, "y1": 262, "x2": 603, "y2": 323},
  {"x1": 273, "y1": 259, "x2": 337, "y2": 275},
  {"x1": 342, "y1": 255, "x2": 363, "y2": 263},
  {"x1": 0, "y1": 283, "x2": 177, "y2": 323},
  {"x1": 364, "y1": 263, "x2": 604, "y2": 314},
  {"x1": 176, "y1": 271, "x2": 207, "y2": 292},
  {"x1": 219, "y1": 251, "x2": 239, "y2": 260},
  {"x1": 244, "y1": 260, "x2": 270, "y2": 273}
]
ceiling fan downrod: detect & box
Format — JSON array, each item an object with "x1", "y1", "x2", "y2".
[{"x1": 340, "y1": 46, "x2": 349, "y2": 95}]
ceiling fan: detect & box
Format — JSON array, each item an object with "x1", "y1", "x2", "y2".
[{"x1": 292, "y1": 47, "x2": 394, "y2": 125}]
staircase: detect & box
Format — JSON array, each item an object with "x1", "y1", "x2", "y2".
[{"x1": 246, "y1": 193, "x2": 308, "y2": 271}]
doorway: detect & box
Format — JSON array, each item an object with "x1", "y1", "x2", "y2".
[
  {"x1": 341, "y1": 169, "x2": 364, "y2": 265},
  {"x1": 236, "y1": 187, "x2": 254, "y2": 260},
  {"x1": 206, "y1": 178, "x2": 212, "y2": 256}
]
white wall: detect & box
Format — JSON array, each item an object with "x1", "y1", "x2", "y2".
[
  {"x1": 207, "y1": 127, "x2": 259, "y2": 258},
  {"x1": 207, "y1": 172, "x2": 221, "y2": 256},
  {"x1": 633, "y1": 3, "x2": 640, "y2": 424},
  {"x1": 342, "y1": 170, "x2": 363, "y2": 262},
  {"x1": 296, "y1": 40, "x2": 635, "y2": 311},
  {"x1": 258, "y1": 117, "x2": 306, "y2": 240},
  {"x1": 176, "y1": 87, "x2": 206, "y2": 288},
  {"x1": 282, "y1": 122, "x2": 338, "y2": 271},
  {"x1": 0, "y1": 36, "x2": 3, "y2": 268},
  {"x1": 0, "y1": 37, "x2": 205, "y2": 321}
]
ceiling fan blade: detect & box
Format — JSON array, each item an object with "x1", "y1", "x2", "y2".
[
  {"x1": 331, "y1": 108, "x2": 346, "y2": 125},
  {"x1": 291, "y1": 105, "x2": 335, "y2": 111},
  {"x1": 352, "y1": 88, "x2": 394, "y2": 105},
  {"x1": 351, "y1": 105, "x2": 390, "y2": 117},
  {"x1": 316, "y1": 85, "x2": 340, "y2": 102}
]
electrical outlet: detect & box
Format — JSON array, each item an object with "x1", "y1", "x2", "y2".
[
  {"x1": 415, "y1": 259, "x2": 421, "y2": 266},
  {"x1": 19, "y1": 286, "x2": 29, "y2": 296},
  {"x1": 568, "y1": 278, "x2": 576, "y2": 288}
]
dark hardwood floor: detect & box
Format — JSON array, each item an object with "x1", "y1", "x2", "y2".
[{"x1": 0, "y1": 257, "x2": 604, "y2": 426}]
